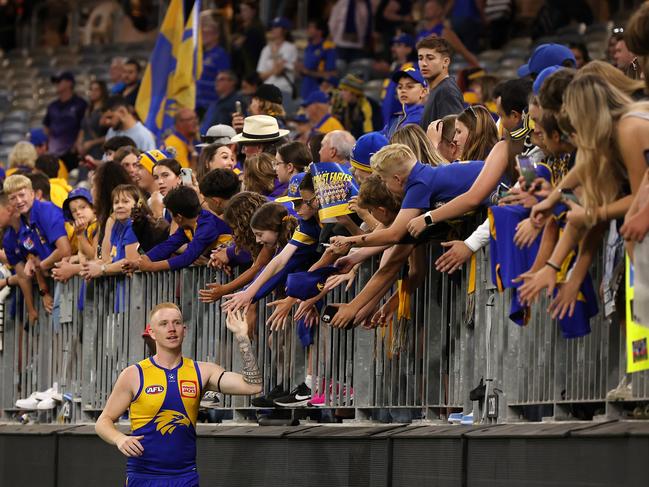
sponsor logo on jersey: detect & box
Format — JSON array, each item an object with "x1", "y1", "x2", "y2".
[
  {"x1": 180, "y1": 380, "x2": 197, "y2": 398},
  {"x1": 145, "y1": 385, "x2": 164, "y2": 395}
]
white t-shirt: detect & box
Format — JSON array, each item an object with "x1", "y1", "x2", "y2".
[
  {"x1": 257, "y1": 41, "x2": 298, "y2": 95},
  {"x1": 106, "y1": 122, "x2": 156, "y2": 151}
]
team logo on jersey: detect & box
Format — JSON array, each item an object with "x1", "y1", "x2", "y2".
[
  {"x1": 180, "y1": 380, "x2": 197, "y2": 398},
  {"x1": 23, "y1": 237, "x2": 35, "y2": 250},
  {"x1": 145, "y1": 385, "x2": 164, "y2": 395},
  {"x1": 154, "y1": 409, "x2": 191, "y2": 435}
]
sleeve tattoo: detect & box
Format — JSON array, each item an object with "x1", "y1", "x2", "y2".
[{"x1": 237, "y1": 335, "x2": 263, "y2": 385}]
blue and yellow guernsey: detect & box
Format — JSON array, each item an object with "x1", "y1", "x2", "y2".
[{"x1": 127, "y1": 357, "x2": 203, "y2": 476}]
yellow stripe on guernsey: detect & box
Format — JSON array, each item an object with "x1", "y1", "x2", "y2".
[
  {"x1": 130, "y1": 357, "x2": 201, "y2": 432},
  {"x1": 291, "y1": 228, "x2": 316, "y2": 245}
]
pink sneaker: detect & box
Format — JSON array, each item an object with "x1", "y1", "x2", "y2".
[{"x1": 307, "y1": 392, "x2": 326, "y2": 407}]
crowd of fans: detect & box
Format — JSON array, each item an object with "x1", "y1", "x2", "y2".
[{"x1": 1, "y1": 0, "x2": 649, "y2": 409}]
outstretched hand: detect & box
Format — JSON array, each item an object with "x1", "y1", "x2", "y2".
[{"x1": 226, "y1": 308, "x2": 249, "y2": 338}]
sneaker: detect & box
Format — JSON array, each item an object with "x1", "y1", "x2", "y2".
[
  {"x1": 307, "y1": 392, "x2": 326, "y2": 407},
  {"x1": 200, "y1": 391, "x2": 220, "y2": 408},
  {"x1": 16, "y1": 393, "x2": 39, "y2": 410},
  {"x1": 607, "y1": 375, "x2": 633, "y2": 401},
  {"x1": 448, "y1": 412, "x2": 463, "y2": 424},
  {"x1": 251, "y1": 384, "x2": 288, "y2": 408},
  {"x1": 273, "y1": 383, "x2": 312, "y2": 408},
  {"x1": 37, "y1": 397, "x2": 56, "y2": 410},
  {"x1": 460, "y1": 412, "x2": 474, "y2": 425},
  {"x1": 35, "y1": 383, "x2": 59, "y2": 401}
]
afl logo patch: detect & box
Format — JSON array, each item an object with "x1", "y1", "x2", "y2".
[
  {"x1": 145, "y1": 385, "x2": 164, "y2": 395},
  {"x1": 180, "y1": 380, "x2": 197, "y2": 398}
]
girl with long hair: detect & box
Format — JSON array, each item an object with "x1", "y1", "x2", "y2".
[
  {"x1": 454, "y1": 104, "x2": 498, "y2": 161},
  {"x1": 390, "y1": 124, "x2": 446, "y2": 166}
]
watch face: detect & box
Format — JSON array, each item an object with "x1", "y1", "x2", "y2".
[{"x1": 424, "y1": 215, "x2": 433, "y2": 226}]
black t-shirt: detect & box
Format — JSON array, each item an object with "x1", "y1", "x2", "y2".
[{"x1": 420, "y1": 76, "x2": 464, "y2": 129}]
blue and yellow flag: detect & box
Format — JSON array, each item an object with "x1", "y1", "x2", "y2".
[{"x1": 136, "y1": 0, "x2": 202, "y2": 140}]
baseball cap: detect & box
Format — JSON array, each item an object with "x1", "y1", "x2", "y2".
[
  {"x1": 29, "y1": 128, "x2": 48, "y2": 147},
  {"x1": 50, "y1": 71, "x2": 75, "y2": 84},
  {"x1": 270, "y1": 17, "x2": 291, "y2": 30},
  {"x1": 517, "y1": 43, "x2": 576, "y2": 78},
  {"x1": 350, "y1": 132, "x2": 389, "y2": 174},
  {"x1": 139, "y1": 149, "x2": 172, "y2": 173},
  {"x1": 301, "y1": 90, "x2": 330, "y2": 107},
  {"x1": 62, "y1": 187, "x2": 93, "y2": 221},
  {"x1": 197, "y1": 124, "x2": 237, "y2": 147},
  {"x1": 391, "y1": 66, "x2": 427, "y2": 86},
  {"x1": 254, "y1": 83, "x2": 283, "y2": 105},
  {"x1": 275, "y1": 173, "x2": 306, "y2": 202},
  {"x1": 391, "y1": 33, "x2": 415, "y2": 48},
  {"x1": 533, "y1": 65, "x2": 563, "y2": 95}
]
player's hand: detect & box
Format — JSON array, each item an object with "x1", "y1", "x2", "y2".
[
  {"x1": 226, "y1": 308, "x2": 249, "y2": 339},
  {"x1": 406, "y1": 214, "x2": 427, "y2": 238},
  {"x1": 434, "y1": 241, "x2": 473, "y2": 274},
  {"x1": 116, "y1": 434, "x2": 145, "y2": 457}
]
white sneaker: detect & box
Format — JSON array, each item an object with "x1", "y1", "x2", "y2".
[
  {"x1": 37, "y1": 397, "x2": 56, "y2": 410},
  {"x1": 607, "y1": 375, "x2": 632, "y2": 401},
  {"x1": 16, "y1": 393, "x2": 39, "y2": 410},
  {"x1": 35, "y1": 382, "x2": 59, "y2": 401}
]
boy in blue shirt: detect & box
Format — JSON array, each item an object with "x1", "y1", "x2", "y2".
[
  {"x1": 381, "y1": 67, "x2": 428, "y2": 140},
  {"x1": 133, "y1": 186, "x2": 233, "y2": 272}
]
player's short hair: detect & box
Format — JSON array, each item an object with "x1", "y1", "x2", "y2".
[
  {"x1": 149, "y1": 302, "x2": 182, "y2": 323},
  {"x1": 370, "y1": 143, "x2": 417, "y2": 176}
]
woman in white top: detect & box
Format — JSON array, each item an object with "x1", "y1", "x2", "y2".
[{"x1": 256, "y1": 17, "x2": 297, "y2": 99}]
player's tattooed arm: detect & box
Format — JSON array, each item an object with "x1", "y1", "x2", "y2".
[{"x1": 237, "y1": 334, "x2": 263, "y2": 385}]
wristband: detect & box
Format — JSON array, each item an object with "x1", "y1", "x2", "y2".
[{"x1": 545, "y1": 260, "x2": 561, "y2": 272}]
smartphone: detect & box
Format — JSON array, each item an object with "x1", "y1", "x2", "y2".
[
  {"x1": 180, "y1": 168, "x2": 193, "y2": 186},
  {"x1": 235, "y1": 101, "x2": 243, "y2": 115},
  {"x1": 560, "y1": 189, "x2": 580, "y2": 204},
  {"x1": 644, "y1": 149, "x2": 649, "y2": 167},
  {"x1": 321, "y1": 305, "x2": 339, "y2": 324},
  {"x1": 496, "y1": 182, "x2": 510, "y2": 200},
  {"x1": 516, "y1": 155, "x2": 536, "y2": 186}
]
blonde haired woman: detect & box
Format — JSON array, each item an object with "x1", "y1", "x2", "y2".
[
  {"x1": 390, "y1": 124, "x2": 446, "y2": 166},
  {"x1": 7, "y1": 141, "x2": 38, "y2": 176}
]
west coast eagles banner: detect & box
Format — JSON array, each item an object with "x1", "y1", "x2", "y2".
[
  {"x1": 310, "y1": 162, "x2": 359, "y2": 220},
  {"x1": 626, "y1": 255, "x2": 649, "y2": 373}
]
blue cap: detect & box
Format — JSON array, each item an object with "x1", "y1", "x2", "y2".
[
  {"x1": 350, "y1": 132, "x2": 389, "y2": 174},
  {"x1": 391, "y1": 66, "x2": 427, "y2": 86},
  {"x1": 275, "y1": 172, "x2": 306, "y2": 202},
  {"x1": 293, "y1": 113, "x2": 309, "y2": 123},
  {"x1": 533, "y1": 65, "x2": 562, "y2": 95},
  {"x1": 517, "y1": 43, "x2": 576, "y2": 78},
  {"x1": 391, "y1": 33, "x2": 415, "y2": 48},
  {"x1": 301, "y1": 90, "x2": 330, "y2": 107},
  {"x1": 29, "y1": 128, "x2": 48, "y2": 147},
  {"x1": 62, "y1": 187, "x2": 93, "y2": 221},
  {"x1": 286, "y1": 266, "x2": 339, "y2": 300},
  {"x1": 270, "y1": 16, "x2": 291, "y2": 30}
]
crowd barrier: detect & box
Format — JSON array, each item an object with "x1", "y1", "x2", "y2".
[{"x1": 1, "y1": 223, "x2": 648, "y2": 423}]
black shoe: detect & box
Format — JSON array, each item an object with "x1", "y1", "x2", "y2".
[
  {"x1": 251, "y1": 384, "x2": 287, "y2": 408},
  {"x1": 273, "y1": 383, "x2": 312, "y2": 408}
]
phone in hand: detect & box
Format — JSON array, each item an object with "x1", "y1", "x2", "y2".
[
  {"x1": 496, "y1": 182, "x2": 511, "y2": 200},
  {"x1": 560, "y1": 189, "x2": 580, "y2": 204},
  {"x1": 235, "y1": 101, "x2": 243, "y2": 115},
  {"x1": 321, "y1": 305, "x2": 339, "y2": 324},
  {"x1": 516, "y1": 155, "x2": 536, "y2": 186},
  {"x1": 180, "y1": 168, "x2": 193, "y2": 186}
]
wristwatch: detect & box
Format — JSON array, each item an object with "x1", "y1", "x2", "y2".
[
  {"x1": 424, "y1": 211, "x2": 435, "y2": 227},
  {"x1": 101, "y1": 264, "x2": 107, "y2": 276}
]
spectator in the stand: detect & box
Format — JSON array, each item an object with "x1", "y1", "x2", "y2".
[
  {"x1": 26, "y1": 172, "x2": 52, "y2": 202},
  {"x1": 614, "y1": 36, "x2": 640, "y2": 80},
  {"x1": 108, "y1": 57, "x2": 126, "y2": 92},
  {"x1": 35, "y1": 154, "x2": 72, "y2": 207},
  {"x1": 380, "y1": 33, "x2": 417, "y2": 126},
  {"x1": 390, "y1": 124, "x2": 446, "y2": 166},
  {"x1": 102, "y1": 135, "x2": 136, "y2": 162},
  {"x1": 76, "y1": 80, "x2": 109, "y2": 160},
  {"x1": 349, "y1": 131, "x2": 389, "y2": 184},
  {"x1": 517, "y1": 43, "x2": 576, "y2": 79},
  {"x1": 274, "y1": 141, "x2": 311, "y2": 187},
  {"x1": 328, "y1": 0, "x2": 372, "y2": 63},
  {"x1": 163, "y1": 108, "x2": 199, "y2": 169},
  {"x1": 290, "y1": 113, "x2": 312, "y2": 144},
  {"x1": 91, "y1": 161, "x2": 132, "y2": 250},
  {"x1": 417, "y1": 36, "x2": 464, "y2": 129},
  {"x1": 579, "y1": 60, "x2": 645, "y2": 100},
  {"x1": 244, "y1": 153, "x2": 286, "y2": 198},
  {"x1": 494, "y1": 78, "x2": 533, "y2": 135},
  {"x1": 149, "y1": 158, "x2": 183, "y2": 221},
  {"x1": 132, "y1": 185, "x2": 232, "y2": 272},
  {"x1": 568, "y1": 42, "x2": 590, "y2": 69},
  {"x1": 134, "y1": 149, "x2": 168, "y2": 197},
  {"x1": 232, "y1": 83, "x2": 286, "y2": 133},
  {"x1": 114, "y1": 59, "x2": 142, "y2": 107},
  {"x1": 43, "y1": 71, "x2": 88, "y2": 170},
  {"x1": 382, "y1": 67, "x2": 428, "y2": 139},
  {"x1": 240, "y1": 72, "x2": 262, "y2": 104},
  {"x1": 318, "y1": 130, "x2": 356, "y2": 166},
  {"x1": 257, "y1": 17, "x2": 297, "y2": 100},
  {"x1": 231, "y1": 0, "x2": 266, "y2": 79},
  {"x1": 231, "y1": 115, "x2": 290, "y2": 161},
  {"x1": 6, "y1": 141, "x2": 37, "y2": 177},
  {"x1": 334, "y1": 74, "x2": 383, "y2": 139},
  {"x1": 417, "y1": 0, "x2": 480, "y2": 67},
  {"x1": 303, "y1": 91, "x2": 345, "y2": 136},
  {"x1": 199, "y1": 168, "x2": 241, "y2": 216},
  {"x1": 375, "y1": 0, "x2": 414, "y2": 49},
  {"x1": 201, "y1": 70, "x2": 246, "y2": 133},
  {"x1": 196, "y1": 143, "x2": 237, "y2": 182},
  {"x1": 113, "y1": 146, "x2": 141, "y2": 183},
  {"x1": 427, "y1": 114, "x2": 460, "y2": 162},
  {"x1": 454, "y1": 105, "x2": 498, "y2": 161},
  {"x1": 81, "y1": 184, "x2": 141, "y2": 279},
  {"x1": 299, "y1": 19, "x2": 338, "y2": 100},
  {"x1": 447, "y1": 0, "x2": 484, "y2": 54},
  {"x1": 197, "y1": 15, "x2": 231, "y2": 113},
  {"x1": 104, "y1": 96, "x2": 156, "y2": 151}
]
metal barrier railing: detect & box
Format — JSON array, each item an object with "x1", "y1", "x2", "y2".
[{"x1": 0, "y1": 231, "x2": 645, "y2": 423}]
